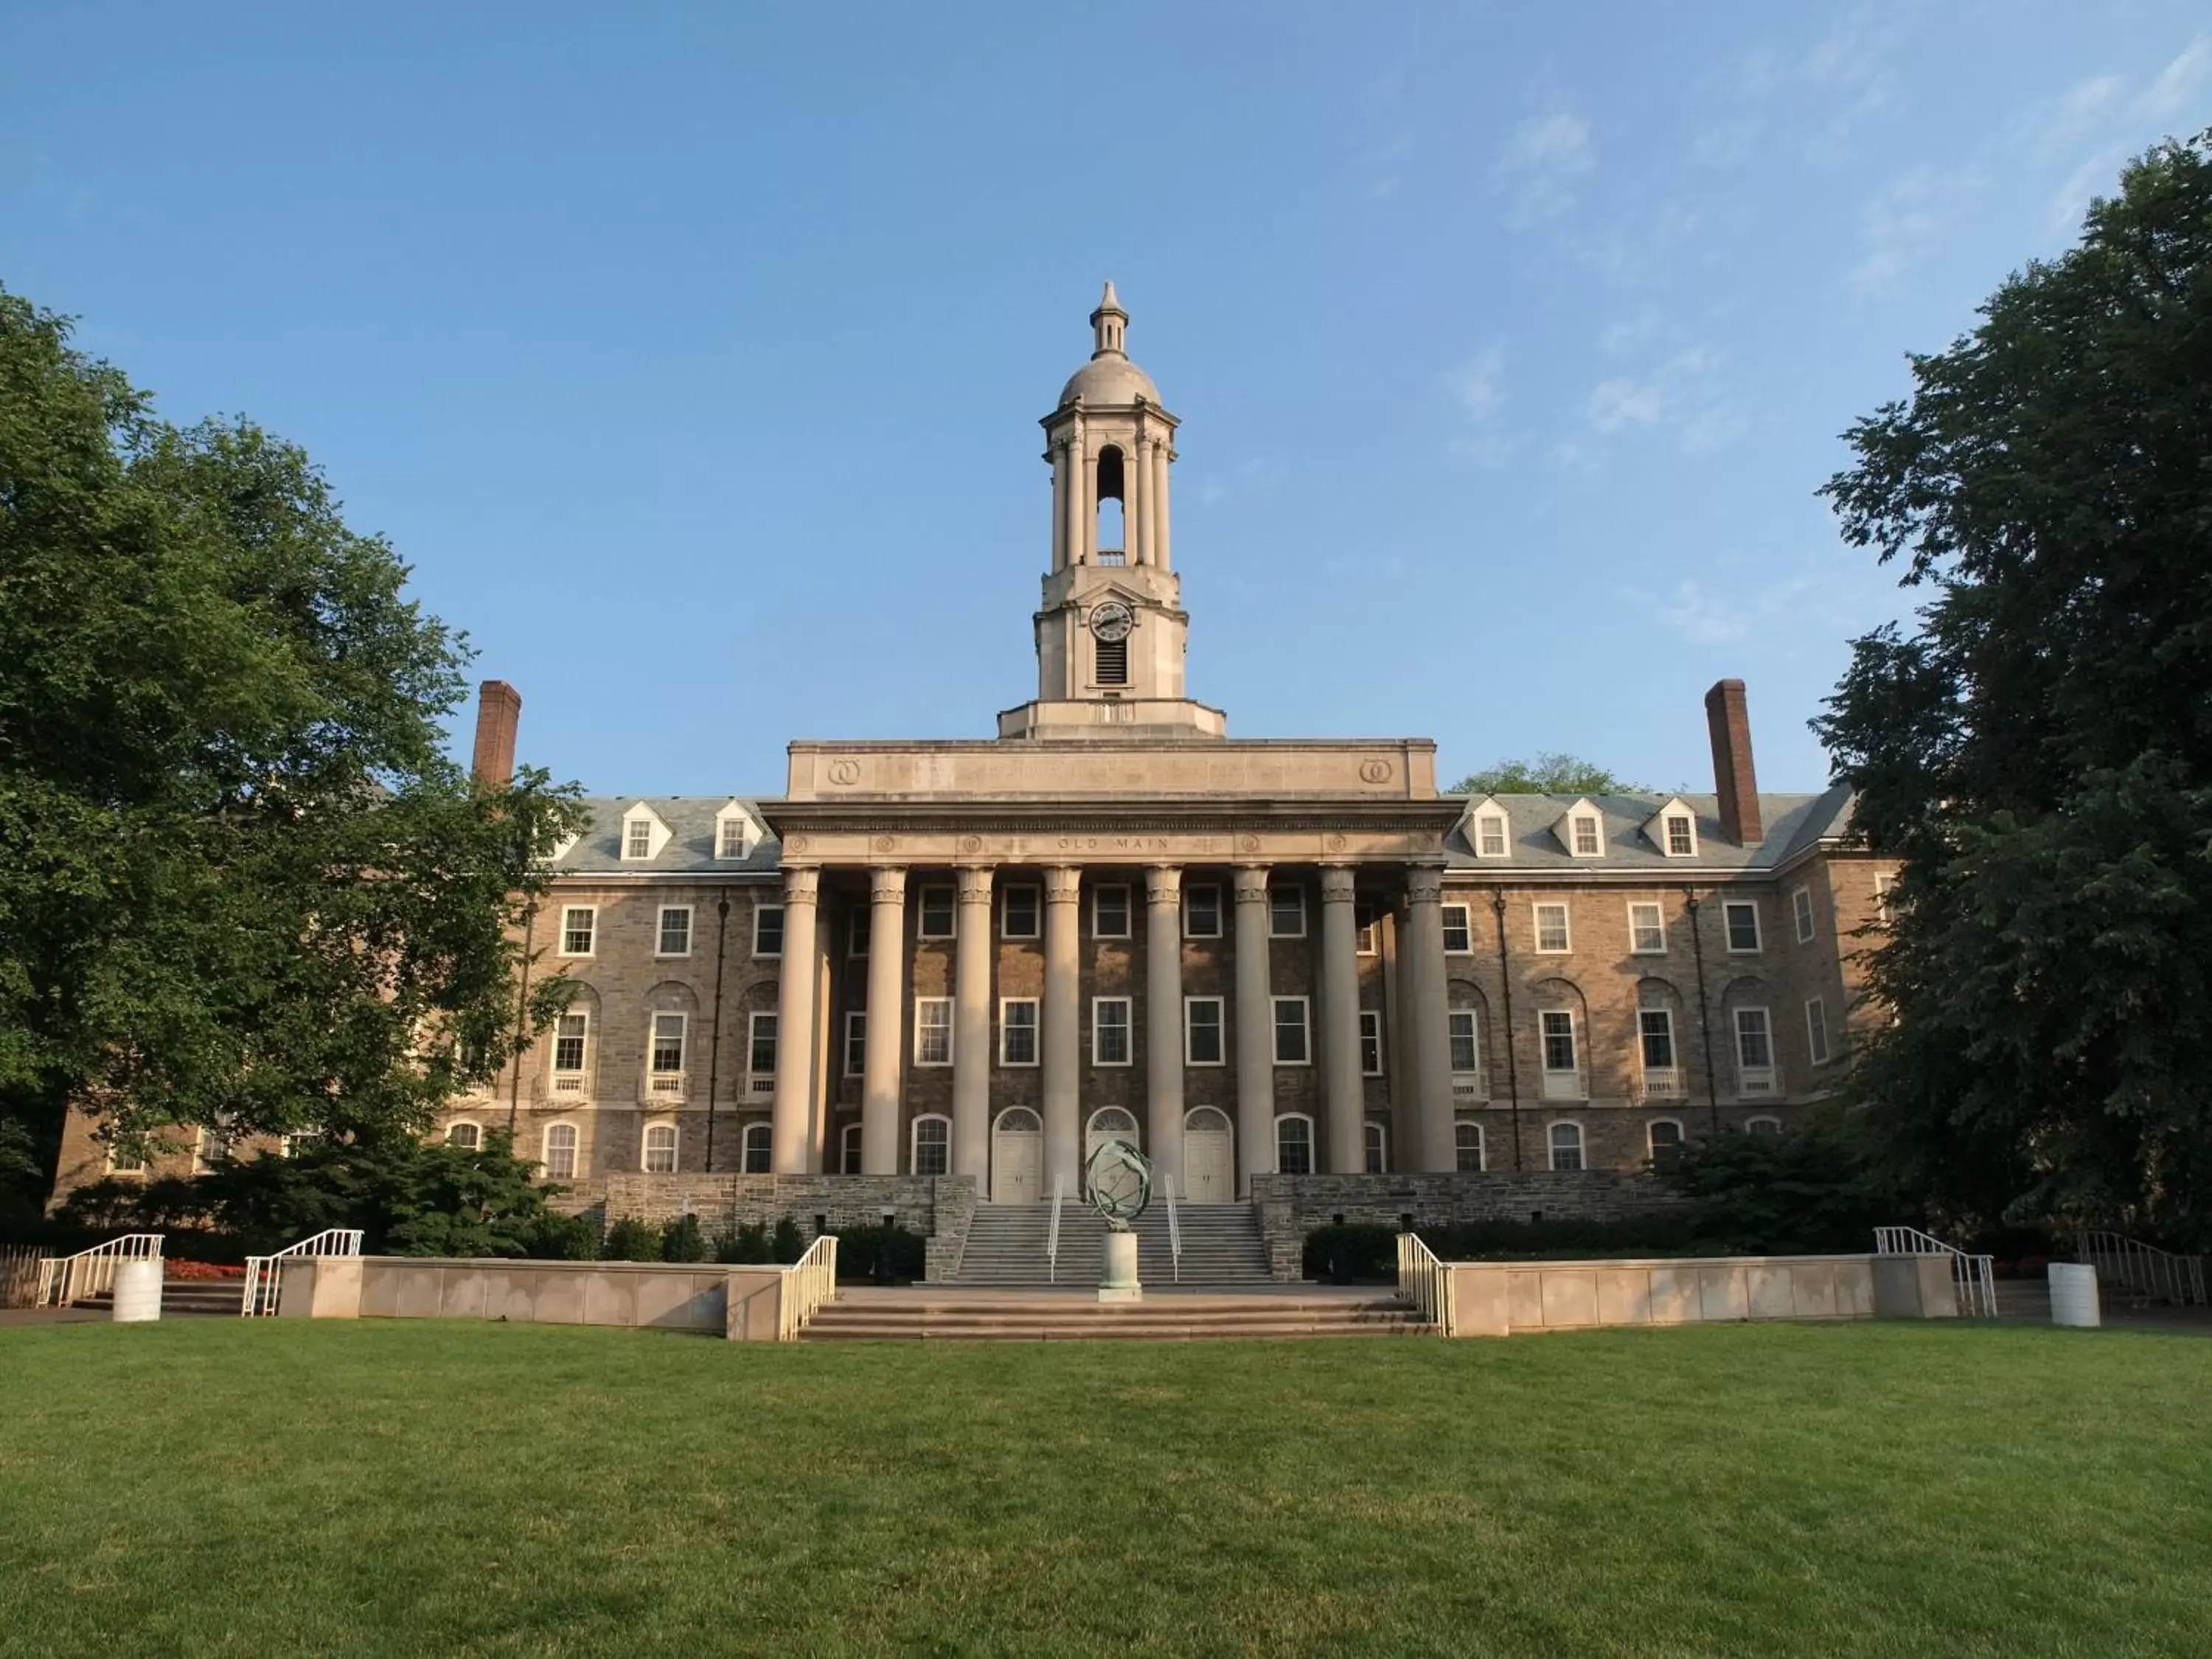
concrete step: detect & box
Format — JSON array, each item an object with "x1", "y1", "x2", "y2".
[
  {"x1": 802, "y1": 1292, "x2": 1429, "y2": 1342},
  {"x1": 955, "y1": 1203, "x2": 1275, "y2": 1287},
  {"x1": 77, "y1": 1280, "x2": 246, "y2": 1316}
]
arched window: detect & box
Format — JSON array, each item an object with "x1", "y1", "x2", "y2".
[
  {"x1": 1363, "y1": 1121, "x2": 1387, "y2": 1175},
  {"x1": 1276, "y1": 1113, "x2": 1314, "y2": 1176},
  {"x1": 543, "y1": 1122, "x2": 580, "y2": 1180},
  {"x1": 1096, "y1": 445, "x2": 1127, "y2": 564},
  {"x1": 1745, "y1": 1116, "x2": 1783, "y2": 1138},
  {"x1": 841, "y1": 1122, "x2": 863, "y2": 1175},
  {"x1": 1647, "y1": 1119, "x2": 1683, "y2": 1162},
  {"x1": 642, "y1": 1122, "x2": 679, "y2": 1174},
  {"x1": 742, "y1": 1121, "x2": 773, "y2": 1174},
  {"x1": 912, "y1": 1114, "x2": 951, "y2": 1177},
  {"x1": 1455, "y1": 1120, "x2": 1485, "y2": 1173},
  {"x1": 1548, "y1": 1121, "x2": 1585, "y2": 1172},
  {"x1": 445, "y1": 1121, "x2": 481, "y2": 1152}
]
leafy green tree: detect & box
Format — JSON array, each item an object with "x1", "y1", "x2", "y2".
[
  {"x1": 1815, "y1": 133, "x2": 2212, "y2": 1247},
  {"x1": 1652, "y1": 1114, "x2": 1899, "y2": 1256},
  {"x1": 0, "y1": 287, "x2": 584, "y2": 1206},
  {"x1": 1449, "y1": 753, "x2": 1641, "y2": 796}
]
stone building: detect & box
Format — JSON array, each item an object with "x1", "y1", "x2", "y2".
[{"x1": 51, "y1": 285, "x2": 1892, "y2": 1231}]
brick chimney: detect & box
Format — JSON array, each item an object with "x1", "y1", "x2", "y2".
[
  {"x1": 1703, "y1": 678, "x2": 1762, "y2": 846},
  {"x1": 470, "y1": 679, "x2": 521, "y2": 787}
]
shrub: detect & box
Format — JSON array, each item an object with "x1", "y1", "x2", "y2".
[
  {"x1": 713, "y1": 1221, "x2": 773, "y2": 1264},
  {"x1": 771, "y1": 1216, "x2": 804, "y2": 1264},
  {"x1": 833, "y1": 1222, "x2": 927, "y2": 1284},
  {"x1": 660, "y1": 1214, "x2": 709, "y2": 1264},
  {"x1": 523, "y1": 1211, "x2": 602, "y2": 1261},
  {"x1": 602, "y1": 1216, "x2": 660, "y2": 1262},
  {"x1": 1653, "y1": 1109, "x2": 1898, "y2": 1255}
]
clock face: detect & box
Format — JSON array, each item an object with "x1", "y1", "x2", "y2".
[{"x1": 1089, "y1": 602, "x2": 1135, "y2": 643}]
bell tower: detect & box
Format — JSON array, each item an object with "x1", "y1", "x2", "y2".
[{"x1": 998, "y1": 284, "x2": 1228, "y2": 742}]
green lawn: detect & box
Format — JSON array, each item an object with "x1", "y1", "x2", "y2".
[{"x1": 1, "y1": 1321, "x2": 2207, "y2": 1658}]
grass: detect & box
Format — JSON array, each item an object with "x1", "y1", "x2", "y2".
[{"x1": 1, "y1": 1321, "x2": 2208, "y2": 1658}]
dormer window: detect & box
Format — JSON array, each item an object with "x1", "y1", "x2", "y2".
[
  {"x1": 1571, "y1": 815, "x2": 1601, "y2": 856},
  {"x1": 624, "y1": 819, "x2": 652, "y2": 859},
  {"x1": 618, "y1": 801, "x2": 672, "y2": 862},
  {"x1": 719, "y1": 818, "x2": 747, "y2": 860},
  {"x1": 1478, "y1": 814, "x2": 1508, "y2": 858},
  {"x1": 1665, "y1": 814, "x2": 1694, "y2": 857}
]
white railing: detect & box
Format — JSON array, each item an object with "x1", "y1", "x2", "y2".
[
  {"x1": 1164, "y1": 1174, "x2": 1183, "y2": 1284},
  {"x1": 1046, "y1": 1174, "x2": 1065, "y2": 1284},
  {"x1": 36, "y1": 1234, "x2": 164, "y2": 1307},
  {"x1": 241, "y1": 1228, "x2": 365, "y2": 1318},
  {"x1": 2077, "y1": 1231, "x2": 2208, "y2": 1307},
  {"x1": 776, "y1": 1234, "x2": 839, "y2": 1341},
  {"x1": 1452, "y1": 1075, "x2": 1489, "y2": 1104},
  {"x1": 1874, "y1": 1225, "x2": 1997, "y2": 1318},
  {"x1": 1638, "y1": 1067, "x2": 1685, "y2": 1099},
  {"x1": 644, "y1": 1068, "x2": 685, "y2": 1096},
  {"x1": 1738, "y1": 1068, "x2": 1778, "y2": 1096},
  {"x1": 1539, "y1": 1071, "x2": 1583, "y2": 1101},
  {"x1": 1396, "y1": 1232, "x2": 1455, "y2": 1334}
]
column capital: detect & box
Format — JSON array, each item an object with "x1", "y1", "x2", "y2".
[
  {"x1": 956, "y1": 866, "x2": 995, "y2": 905},
  {"x1": 1405, "y1": 865, "x2": 1446, "y2": 906},
  {"x1": 1145, "y1": 864, "x2": 1183, "y2": 904},
  {"x1": 1044, "y1": 866, "x2": 1083, "y2": 904},
  {"x1": 782, "y1": 867, "x2": 820, "y2": 905},
  {"x1": 1320, "y1": 866, "x2": 1359, "y2": 904},
  {"x1": 869, "y1": 866, "x2": 908, "y2": 902},
  {"x1": 1231, "y1": 865, "x2": 1272, "y2": 903}
]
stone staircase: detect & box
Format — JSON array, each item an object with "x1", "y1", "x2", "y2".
[
  {"x1": 953, "y1": 1202, "x2": 1274, "y2": 1286},
  {"x1": 76, "y1": 1278, "x2": 245, "y2": 1317},
  {"x1": 804, "y1": 1289, "x2": 1430, "y2": 1341}
]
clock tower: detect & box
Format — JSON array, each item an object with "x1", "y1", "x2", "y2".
[{"x1": 998, "y1": 285, "x2": 1228, "y2": 741}]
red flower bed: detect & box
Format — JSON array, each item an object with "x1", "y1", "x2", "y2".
[{"x1": 166, "y1": 1259, "x2": 247, "y2": 1280}]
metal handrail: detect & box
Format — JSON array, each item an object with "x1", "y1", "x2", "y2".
[
  {"x1": 1046, "y1": 1175, "x2": 1065, "y2": 1285},
  {"x1": 1396, "y1": 1233, "x2": 1455, "y2": 1334},
  {"x1": 36, "y1": 1234, "x2": 164, "y2": 1307},
  {"x1": 2077, "y1": 1231, "x2": 2208, "y2": 1306},
  {"x1": 776, "y1": 1234, "x2": 839, "y2": 1341},
  {"x1": 1874, "y1": 1225, "x2": 1997, "y2": 1318},
  {"x1": 241, "y1": 1228, "x2": 366, "y2": 1318},
  {"x1": 1164, "y1": 1175, "x2": 1182, "y2": 1284}
]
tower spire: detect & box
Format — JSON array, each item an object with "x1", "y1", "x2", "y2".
[{"x1": 1090, "y1": 280, "x2": 1127, "y2": 357}]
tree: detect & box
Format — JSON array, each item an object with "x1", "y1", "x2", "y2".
[
  {"x1": 0, "y1": 287, "x2": 585, "y2": 1206},
  {"x1": 1815, "y1": 133, "x2": 2212, "y2": 1247},
  {"x1": 1449, "y1": 752, "x2": 1641, "y2": 796}
]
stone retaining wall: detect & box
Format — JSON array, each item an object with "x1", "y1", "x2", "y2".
[
  {"x1": 277, "y1": 1254, "x2": 803, "y2": 1340},
  {"x1": 597, "y1": 1174, "x2": 971, "y2": 1242},
  {"x1": 1439, "y1": 1251, "x2": 1955, "y2": 1336}
]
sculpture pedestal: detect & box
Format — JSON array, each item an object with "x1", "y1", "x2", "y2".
[{"x1": 1099, "y1": 1229, "x2": 1141, "y2": 1303}]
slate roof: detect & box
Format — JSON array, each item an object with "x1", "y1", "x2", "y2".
[{"x1": 552, "y1": 797, "x2": 784, "y2": 876}]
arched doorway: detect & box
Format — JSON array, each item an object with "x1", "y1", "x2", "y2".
[
  {"x1": 991, "y1": 1107, "x2": 1043, "y2": 1204},
  {"x1": 1182, "y1": 1107, "x2": 1233, "y2": 1201},
  {"x1": 1085, "y1": 1107, "x2": 1139, "y2": 1193}
]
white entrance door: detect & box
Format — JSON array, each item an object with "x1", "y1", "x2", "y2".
[
  {"x1": 1085, "y1": 1107, "x2": 1139, "y2": 1193},
  {"x1": 1183, "y1": 1108, "x2": 1234, "y2": 1202},
  {"x1": 992, "y1": 1107, "x2": 1044, "y2": 1204}
]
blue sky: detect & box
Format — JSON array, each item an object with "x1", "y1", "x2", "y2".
[{"x1": 5, "y1": 4, "x2": 2207, "y2": 796}]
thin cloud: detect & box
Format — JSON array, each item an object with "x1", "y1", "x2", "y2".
[
  {"x1": 1496, "y1": 109, "x2": 1595, "y2": 227},
  {"x1": 1583, "y1": 346, "x2": 1735, "y2": 448},
  {"x1": 2044, "y1": 36, "x2": 2211, "y2": 230},
  {"x1": 1848, "y1": 165, "x2": 1983, "y2": 297}
]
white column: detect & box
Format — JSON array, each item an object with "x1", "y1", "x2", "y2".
[
  {"x1": 952, "y1": 866, "x2": 994, "y2": 1183},
  {"x1": 860, "y1": 866, "x2": 906, "y2": 1175},
  {"x1": 1231, "y1": 866, "x2": 1273, "y2": 1194},
  {"x1": 1043, "y1": 866, "x2": 1082, "y2": 1195},
  {"x1": 1401, "y1": 866, "x2": 1456, "y2": 1172},
  {"x1": 1079, "y1": 442, "x2": 1098, "y2": 566},
  {"x1": 1319, "y1": 867, "x2": 1366, "y2": 1174},
  {"x1": 1129, "y1": 435, "x2": 1150, "y2": 566},
  {"x1": 770, "y1": 866, "x2": 821, "y2": 1175},
  {"x1": 1152, "y1": 439, "x2": 1172, "y2": 571},
  {"x1": 1144, "y1": 865, "x2": 1186, "y2": 1194},
  {"x1": 1050, "y1": 443, "x2": 1068, "y2": 574}
]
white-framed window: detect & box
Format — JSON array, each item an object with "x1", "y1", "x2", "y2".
[
  {"x1": 445, "y1": 1121, "x2": 481, "y2": 1151},
  {"x1": 624, "y1": 818, "x2": 653, "y2": 860},
  {"x1": 1000, "y1": 998, "x2": 1040, "y2": 1066},
  {"x1": 1628, "y1": 902, "x2": 1666, "y2": 954},
  {"x1": 1724, "y1": 900, "x2": 1761, "y2": 953},
  {"x1": 1092, "y1": 883, "x2": 1131, "y2": 939},
  {"x1": 649, "y1": 1012, "x2": 686, "y2": 1084},
  {"x1": 1534, "y1": 902, "x2": 1571, "y2": 953},
  {"x1": 914, "y1": 997, "x2": 953, "y2": 1066},
  {"x1": 748, "y1": 1011, "x2": 779, "y2": 1084},
  {"x1": 1002, "y1": 884, "x2": 1041, "y2": 940},
  {"x1": 917, "y1": 884, "x2": 955, "y2": 939},
  {"x1": 1745, "y1": 1116, "x2": 1783, "y2": 1138},
  {"x1": 718, "y1": 817, "x2": 748, "y2": 860},
  {"x1": 105, "y1": 1141, "x2": 147, "y2": 1176},
  {"x1": 1272, "y1": 996, "x2": 1312, "y2": 1065},
  {"x1": 1448, "y1": 1009, "x2": 1481, "y2": 1076},
  {"x1": 1359, "y1": 1009, "x2": 1383, "y2": 1076},
  {"x1": 849, "y1": 906, "x2": 870, "y2": 959},
  {"x1": 552, "y1": 1011, "x2": 588, "y2": 1077},
  {"x1": 543, "y1": 1121, "x2": 579, "y2": 1180},
  {"x1": 560, "y1": 905, "x2": 596, "y2": 958},
  {"x1": 1665, "y1": 813, "x2": 1696, "y2": 858},
  {"x1": 642, "y1": 1122, "x2": 678, "y2": 1174},
  {"x1": 1548, "y1": 1121, "x2": 1585, "y2": 1171},
  {"x1": 1092, "y1": 997, "x2": 1133, "y2": 1066},
  {"x1": 1441, "y1": 903, "x2": 1472, "y2": 953},
  {"x1": 1455, "y1": 1119, "x2": 1486, "y2": 1173},
  {"x1": 841, "y1": 1122, "x2": 863, "y2": 1175},
  {"x1": 1364, "y1": 1121, "x2": 1387, "y2": 1175},
  {"x1": 753, "y1": 903, "x2": 784, "y2": 958},
  {"x1": 1476, "y1": 813, "x2": 1509, "y2": 858},
  {"x1": 1638, "y1": 1009, "x2": 1676, "y2": 1073},
  {"x1": 1648, "y1": 1119, "x2": 1684, "y2": 1161},
  {"x1": 1183, "y1": 884, "x2": 1222, "y2": 939},
  {"x1": 1540, "y1": 1009, "x2": 1579, "y2": 1096},
  {"x1": 1792, "y1": 886, "x2": 1818, "y2": 944},
  {"x1": 1276, "y1": 1113, "x2": 1314, "y2": 1175},
  {"x1": 279, "y1": 1132, "x2": 317, "y2": 1160},
  {"x1": 656, "y1": 905, "x2": 692, "y2": 958},
  {"x1": 1806, "y1": 997, "x2": 1832, "y2": 1066},
  {"x1": 1184, "y1": 996, "x2": 1225, "y2": 1066},
  {"x1": 742, "y1": 1121, "x2": 772, "y2": 1173},
  {"x1": 912, "y1": 1114, "x2": 950, "y2": 1176},
  {"x1": 1735, "y1": 1007, "x2": 1775, "y2": 1093},
  {"x1": 1268, "y1": 886, "x2": 1306, "y2": 938},
  {"x1": 1355, "y1": 904, "x2": 1382, "y2": 955},
  {"x1": 1571, "y1": 813, "x2": 1603, "y2": 857},
  {"x1": 844, "y1": 1010, "x2": 867, "y2": 1078},
  {"x1": 1874, "y1": 871, "x2": 1896, "y2": 926}
]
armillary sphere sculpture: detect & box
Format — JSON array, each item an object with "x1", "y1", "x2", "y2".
[{"x1": 1085, "y1": 1139, "x2": 1153, "y2": 1232}]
